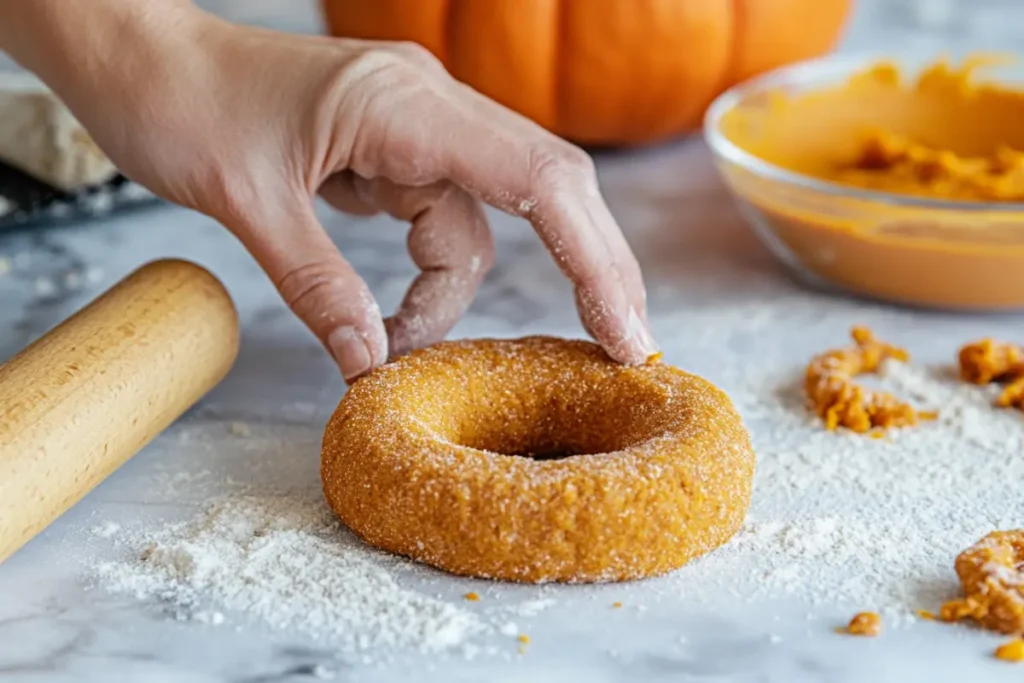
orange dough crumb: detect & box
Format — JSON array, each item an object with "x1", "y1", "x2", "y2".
[
  {"x1": 941, "y1": 531, "x2": 1024, "y2": 635},
  {"x1": 996, "y1": 640, "x2": 1024, "y2": 662},
  {"x1": 518, "y1": 634, "x2": 531, "y2": 644},
  {"x1": 959, "y1": 339, "x2": 1024, "y2": 409},
  {"x1": 959, "y1": 339, "x2": 1024, "y2": 384},
  {"x1": 844, "y1": 612, "x2": 882, "y2": 636},
  {"x1": 646, "y1": 351, "x2": 664, "y2": 365},
  {"x1": 612, "y1": 601, "x2": 623, "y2": 609},
  {"x1": 463, "y1": 592, "x2": 480, "y2": 602},
  {"x1": 916, "y1": 609, "x2": 936, "y2": 621},
  {"x1": 805, "y1": 327, "x2": 931, "y2": 432}
]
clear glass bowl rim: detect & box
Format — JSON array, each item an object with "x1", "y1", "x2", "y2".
[{"x1": 702, "y1": 51, "x2": 1024, "y2": 214}]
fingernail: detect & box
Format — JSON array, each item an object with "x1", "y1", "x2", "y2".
[
  {"x1": 328, "y1": 326, "x2": 372, "y2": 381},
  {"x1": 628, "y1": 307, "x2": 659, "y2": 357}
]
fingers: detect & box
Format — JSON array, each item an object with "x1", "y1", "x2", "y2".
[
  {"x1": 342, "y1": 64, "x2": 656, "y2": 364},
  {"x1": 454, "y1": 124, "x2": 655, "y2": 364},
  {"x1": 441, "y1": 83, "x2": 657, "y2": 362},
  {"x1": 323, "y1": 174, "x2": 494, "y2": 358},
  {"x1": 231, "y1": 200, "x2": 388, "y2": 383}
]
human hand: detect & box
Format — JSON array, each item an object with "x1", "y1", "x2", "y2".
[{"x1": 12, "y1": 2, "x2": 657, "y2": 381}]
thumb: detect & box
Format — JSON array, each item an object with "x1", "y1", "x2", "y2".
[{"x1": 233, "y1": 202, "x2": 388, "y2": 382}]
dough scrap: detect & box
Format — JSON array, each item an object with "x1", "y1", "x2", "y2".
[
  {"x1": 941, "y1": 530, "x2": 1024, "y2": 635},
  {"x1": 0, "y1": 72, "x2": 117, "y2": 191},
  {"x1": 805, "y1": 326, "x2": 935, "y2": 432}
]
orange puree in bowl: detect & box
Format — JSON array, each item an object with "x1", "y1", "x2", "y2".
[{"x1": 717, "y1": 56, "x2": 1024, "y2": 310}]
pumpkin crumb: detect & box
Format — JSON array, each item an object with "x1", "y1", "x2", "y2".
[
  {"x1": 958, "y1": 339, "x2": 1024, "y2": 410},
  {"x1": 805, "y1": 327, "x2": 931, "y2": 433},
  {"x1": 646, "y1": 352, "x2": 664, "y2": 365},
  {"x1": 517, "y1": 634, "x2": 531, "y2": 644},
  {"x1": 996, "y1": 640, "x2": 1024, "y2": 662},
  {"x1": 843, "y1": 612, "x2": 882, "y2": 636},
  {"x1": 916, "y1": 609, "x2": 936, "y2": 621},
  {"x1": 612, "y1": 602, "x2": 623, "y2": 609},
  {"x1": 463, "y1": 592, "x2": 480, "y2": 602},
  {"x1": 941, "y1": 530, "x2": 1024, "y2": 634}
]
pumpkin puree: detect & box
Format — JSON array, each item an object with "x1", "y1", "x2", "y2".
[{"x1": 719, "y1": 56, "x2": 1024, "y2": 309}]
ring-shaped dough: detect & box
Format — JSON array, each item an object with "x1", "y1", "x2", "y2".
[{"x1": 321, "y1": 337, "x2": 755, "y2": 583}]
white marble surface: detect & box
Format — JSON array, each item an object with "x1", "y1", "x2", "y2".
[{"x1": 4, "y1": 1, "x2": 1024, "y2": 681}]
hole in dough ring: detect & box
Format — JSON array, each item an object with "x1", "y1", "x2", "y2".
[{"x1": 320, "y1": 336, "x2": 756, "y2": 584}]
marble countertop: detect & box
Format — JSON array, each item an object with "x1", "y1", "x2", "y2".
[{"x1": 4, "y1": 1, "x2": 1024, "y2": 681}]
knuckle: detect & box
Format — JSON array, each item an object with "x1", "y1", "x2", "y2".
[
  {"x1": 388, "y1": 41, "x2": 443, "y2": 72},
  {"x1": 527, "y1": 143, "x2": 596, "y2": 190},
  {"x1": 334, "y1": 50, "x2": 421, "y2": 97},
  {"x1": 275, "y1": 261, "x2": 348, "y2": 319},
  {"x1": 339, "y1": 45, "x2": 441, "y2": 94},
  {"x1": 573, "y1": 264, "x2": 607, "y2": 292},
  {"x1": 562, "y1": 144, "x2": 597, "y2": 176}
]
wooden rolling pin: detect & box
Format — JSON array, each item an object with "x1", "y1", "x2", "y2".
[{"x1": 0, "y1": 258, "x2": 240, "y2": 563}]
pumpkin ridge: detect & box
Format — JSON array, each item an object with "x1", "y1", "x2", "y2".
[
  {"x1": 439, "y1": 0, "x2": 454, "y2": 69},
  {"x1": 551, "y1": 0, "x2": 566, "y2": 139},
  {"x1": 723, "y1": 0, "x2": 745, "y2": 90}
]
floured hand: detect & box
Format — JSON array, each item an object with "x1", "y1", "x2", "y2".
[{"x1": 0, "y1": 0, "x2": 657, "y2": 381}]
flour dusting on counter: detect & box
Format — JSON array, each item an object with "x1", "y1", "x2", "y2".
[
  {"x1": 656, "y1": 345, "x2": 1024, "y2": 624},
  {"x1": 95, "y1": 495, "x2": 490, "y2": 659}
]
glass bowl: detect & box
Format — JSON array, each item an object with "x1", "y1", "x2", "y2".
[{"x1": 703, "y1": 52, "x2": 1024, "y2": 311}]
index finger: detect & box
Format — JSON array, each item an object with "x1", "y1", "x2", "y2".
[
  {"x1": 471, "y1": 117, "x2": 657, "y2": 364},
  {"x1": 343, "y1": 55, "x2": 656, "y2": 364}
]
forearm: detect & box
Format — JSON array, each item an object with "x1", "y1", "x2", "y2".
[{"x1": 0, "y1": 0, "x2": 208, "y2": 111}]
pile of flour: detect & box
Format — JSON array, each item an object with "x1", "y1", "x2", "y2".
[
  {"x1": 95, "y1": 490, "x2": 556, "y2": 661},
  {"x1": 96, "y1": 495, "x2": 493, "y2": 658}
]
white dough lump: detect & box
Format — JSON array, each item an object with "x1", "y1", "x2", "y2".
[{"x1": 0, "y1": 71, "x2": 117, "y2": 192}]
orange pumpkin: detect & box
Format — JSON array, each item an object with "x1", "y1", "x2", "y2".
[{"x1": 321, "y1": 0, "x2": 853, "y2": 146}]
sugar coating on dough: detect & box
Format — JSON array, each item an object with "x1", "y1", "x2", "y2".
[{"x1": 321, "y1": 336, "x2": 755, "y2": 584}]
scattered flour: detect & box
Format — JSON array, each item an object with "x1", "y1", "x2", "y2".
[
  {"x1": 663, "y1": 351, "x2": 1024, "y2": 624},
  {"x1": 33, "y1": 275, "x2": 56, "y2": 297},
  {"x1": 90, "y1": 521, "x2": 121, "y2": 539},
  {"x1": 95, "y1": 495, "x2": 488, "y2": 658}
]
